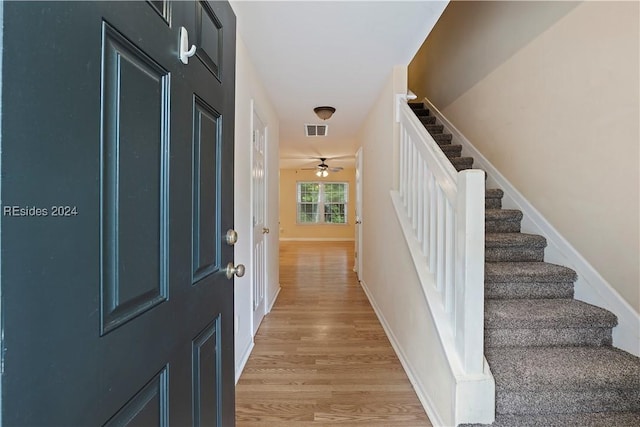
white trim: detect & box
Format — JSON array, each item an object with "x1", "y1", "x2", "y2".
[
  {"x1": 235, "y1": 339, "x2": 255, "y2": 384},
  {"x1": 279, "y1": 237, "x2": 355, "y2": 242},
  {"x1": 422, "y1": 97, "x2": 640, "y2": 357},
  {"x1": 266, "y1": 284, "x2": 281, "y2": 314}
]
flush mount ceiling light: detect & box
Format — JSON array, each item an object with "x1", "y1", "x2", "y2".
[{"x1": 313, "y1": 106, "x2": 336, "y2": 120}]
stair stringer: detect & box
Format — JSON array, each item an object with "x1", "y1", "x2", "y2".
[{"x1": 421, "y1": 97, "x2": 640, "y2": 357}]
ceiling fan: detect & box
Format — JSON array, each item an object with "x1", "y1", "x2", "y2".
[{"x1": 302, "y1": 158, "x2": 344, "y2": 177}]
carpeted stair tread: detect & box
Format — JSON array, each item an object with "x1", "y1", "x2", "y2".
[
  {"x1": 485, "y1": 233, "x2": 546, "y2": 262},
  {"x1": 486, "y1": 209, "x2": 522, "y2": 233},
  {"x1": 412, "y1": 108, "x2": 430, "y2": 116},
  {"x1": 431, "y1": 133, "x2": 452, "y2": 144},
  {"x1": 485, "y1": 324, "x2": 612, "y2": 347},
  {"x1": 450, "y1": 157, "x2": 475, "y2": 172},
  {"x1": 440, "y1": 144, "x2": 463, "y2": 158},
  {"x1": 485, "y1": 233, "x2": 546, "y2": 248},
  {"x1": 419, "y1": 115, "x2": 436, "y2": 125},
  {"x1": 485, "y1": 262, "x2": 576, "y2": 283},
  {"x1": 424, "y1": 123, "x2": 444, "y2": 134},
  {"x1": 486, "y1": 281, "x2": 574, "y2": 300},
  {"x1": 408, "y1": 102, "x2": 425, "y2": 110},
  {"x1": 463, "y1": 411, "x2": 640, "y2": 427},
  {"x1": 486, "y1": 188, "x2": 504, "y2": 209},
  {"x1": 486, "y1": 346, "x2": 640, "y2": 392},
  {"x1": 485, "y1": 299, "x2": 617, "y2": 330},
  {"x1": 486, "y1": 209, "x2": 523, "y2": 221},
  {"x1": 488, "y1": 347, "x2": 640, "y2": 414},
  {"x1": 486, "y1": 188, "x2": 504, "y2": 199}
]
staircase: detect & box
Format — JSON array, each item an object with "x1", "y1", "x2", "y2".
[{"x1": 409, "y1": 102, "x2": 640, "y2": 426}]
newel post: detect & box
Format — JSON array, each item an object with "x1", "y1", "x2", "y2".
[{"x1": 454, "y1": 169, "x2": 485, "y2": 374}]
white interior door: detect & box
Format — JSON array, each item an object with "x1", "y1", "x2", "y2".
[
  {"x1": 252, "y1": 108, "x2": 267, "y2": 334},
  {"x1": 354, "y1": 148, "x2": 363, "y2": 280}
]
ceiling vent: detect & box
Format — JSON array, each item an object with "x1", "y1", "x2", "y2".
[{"x1": 305, "y1": 124, "x2": 328, "y2": 137}]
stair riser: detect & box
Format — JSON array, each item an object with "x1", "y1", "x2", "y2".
[
  {"x1": 486, "y1": 327, "x2": 613, "y2": 348},
  {"x1": 486, "y1": 247, "x2": 544, "y2": 262},
  {"x1": 486, "y1": 220, "x2": 521, "y2": 233},
  {"x1": 432, "y1": 134, "x2": 452, "y2": 144},
  {"x1": 441, "y1": 146, "x2": 462, "y2": 158},
  {"x1": 419, "y1": 116, "x2": 436, "y2": 125},
  {"x1": 486, "y1": 282, "x2": 574, "y2": 300},
  {"x1": 496, "y1": 388, "x2": 640, "y2": 415},
  {"x1": 413, "y1": 108, "x2": 430, "y2": 116},
  {"x1": 486, "y1": 198, "x2": 502, "y2": 209}
]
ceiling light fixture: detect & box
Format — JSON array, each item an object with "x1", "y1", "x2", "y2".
[
  {"x1": 315, "y1": 169, "x2": 329, "y2": 178},
  {"x1": 313, "y1": 106, "x2": 336, "y2": 120}
]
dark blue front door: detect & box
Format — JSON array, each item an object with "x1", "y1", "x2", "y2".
[{"x1": 1, "y1": 1, "x2": 236, "y2": 425}]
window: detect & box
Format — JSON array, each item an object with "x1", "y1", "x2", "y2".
[{"x1": 297, "y1": 182, "x2": 348, "y2": 224}]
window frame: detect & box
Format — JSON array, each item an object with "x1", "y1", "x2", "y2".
[{"x1": 296, "y1": 181, "x2": 349, "y2": 225}]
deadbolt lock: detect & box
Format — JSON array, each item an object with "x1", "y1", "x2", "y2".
[{"x1": 225, "y1": 229, "x2": 238, "y2": 246}]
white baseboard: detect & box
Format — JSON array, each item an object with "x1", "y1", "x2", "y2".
[
  {"x1": 279, "y1": 237, "x2": 355, "y2": 242},
  {"x1": 267, "y1": 284, "x2": 281, "y2": 313},
  {"x1": 423, "y1": 97, "x2": 640, "y2": 357},
  {"x1": 359, "y1": 278, "x2": 448, "y2": 427},
  {"x1": 235, "y1": 339, "x2": 254, "y2": 384}
]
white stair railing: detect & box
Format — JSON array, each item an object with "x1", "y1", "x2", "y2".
[{"x1": 395, "y1": 98, "x2": 485, "y2": 374}]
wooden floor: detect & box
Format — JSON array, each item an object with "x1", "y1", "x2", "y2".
[{"x1": 235, "y1": 241, "x2": 432, "y2": 426}]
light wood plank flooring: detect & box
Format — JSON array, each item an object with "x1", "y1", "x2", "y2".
[{"x1": 236, "y1": 241, "x2": 431, "y2": 426}]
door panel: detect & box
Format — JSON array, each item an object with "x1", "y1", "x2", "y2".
[
  {"x1": 104, "y1": 366, "x2": 169, "y2": 427},
  {"x1": 1, "y1": 1, "x2": 236, "y2": 425},
  {"x1": 195, "y1": 1, "x2": 223, "y2": 79},
  {"x1": 101, "y1": 21, "x2": 171, "y2": 334},
  {"x1": 192, "y1": 96, "x2": 221, "y2": 283},
  {"x1": 148, "y1": 0, "x2": 172, "y2": 24},
  {"x1": 192, "y1": 318, "x2": 221, "y2": 426}
]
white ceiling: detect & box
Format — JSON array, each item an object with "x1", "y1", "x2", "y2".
[{"x1": 231, "y1": 1, "x2": 448, "y2": 169}]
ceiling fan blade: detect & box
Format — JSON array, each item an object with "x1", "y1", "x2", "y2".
[{"x1": 329, "y1": 167, "x2": 344, "y2": 172}]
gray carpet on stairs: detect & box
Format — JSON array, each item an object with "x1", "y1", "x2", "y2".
[{"x1": 408, "y1": 103, "x2": 640, "y2": 426}]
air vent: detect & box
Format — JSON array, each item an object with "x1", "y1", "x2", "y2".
[{"x1": 305, "y1": 124, "x2": 328, "y2": 137}]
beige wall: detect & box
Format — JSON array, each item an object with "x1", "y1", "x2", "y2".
[
  {"x1": 358, "y1": 66, "x2": 460, "y2": 426},
  {"x1": 279, "y1": 168, "x2": 356, "y2": 240},
  {"x1": 409, "y1": 1, "x2": 640, "y2": 311}
]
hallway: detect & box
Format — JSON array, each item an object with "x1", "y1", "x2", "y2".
[{"x1": 236, "y1": 242, "x2": 431, "y2": 426}]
